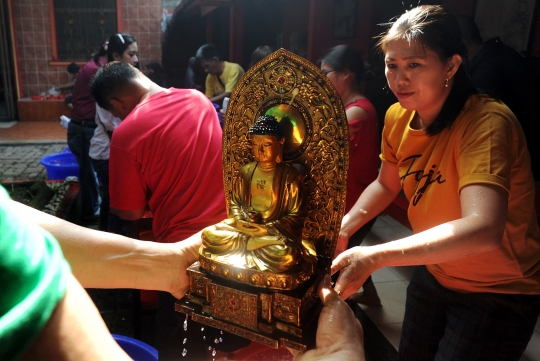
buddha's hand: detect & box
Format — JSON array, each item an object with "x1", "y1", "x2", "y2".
[
  {"x1": 236, "y1": 220, "x2": 268, "y2": 236},
  {"x1": 214, "y1": 218, "x2": 238, "y2": 231},
  {"x1": 246, "y1": 235, "x2": 285, "y2": 251}
]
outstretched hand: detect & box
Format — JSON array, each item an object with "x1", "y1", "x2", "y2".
[
  {"x1": 331, "y1": 247, "x2": 377, "y2": 301},
  {"x1": 296, "y1": 274, "x2": 365, "y2": 361},
  {"x1": 169, "y1": 231, "x2": 203, "y2": 299}
]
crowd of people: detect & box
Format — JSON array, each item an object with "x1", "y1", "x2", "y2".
[{"x1": 2, "y1": 4, "x2": 540, "y2": 361}]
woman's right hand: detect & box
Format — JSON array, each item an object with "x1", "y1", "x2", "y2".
[{"x1": 331, "y1": 246, "x2": 379, "y2": 300}]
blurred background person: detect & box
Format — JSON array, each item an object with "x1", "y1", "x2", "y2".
[
  {"x1": 55, "y1": 62, "x2": 79, "y2": 94},
  {"x1": 319, "y1": 44, "x2": 381, "y2": 306},
  {"x1": 146, "y1": 61, "x2": 167, "y2": 87},
  {"x1": 195, "y1": 43, "x2": 245, "y2": 108},
  {"x1": 457, "y1": 15, "x2": 540, "y2": 183},
  {"x1": 248, "y1": 45, "x2": 274, "y2": 69},
  {"x1": 89, "y1": 33, "x2": 139, "y2": 233},
  {"x1": 67, "y1": 42, "x2": 107, "y2": 223},
  {"x1": 184, "y1": 56, "x2": 205, "y2": 92}
]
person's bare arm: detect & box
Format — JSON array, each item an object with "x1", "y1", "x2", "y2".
[
  {"x1": 209, "y1": 91, "x2": 231, "y2": 105},
  {"x1": 11, "y1": 201, "x2": 201, "y2": 299},
  {"x1": 332, "y1": 183, "x2": 508, "y2": 299},
  {"x1": 20, "y1": 275, "x2": 131, "y2": 361},
  {"x1": 334, "y1": 162, "x2": 402, "y2": 257}
]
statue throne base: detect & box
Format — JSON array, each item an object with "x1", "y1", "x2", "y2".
[
  {"x1": 176, "y1": 48, "x2": 349, "y2": 354},
  {"x1": 175, "y1": 258, "x2": 330, "y2": 352}
]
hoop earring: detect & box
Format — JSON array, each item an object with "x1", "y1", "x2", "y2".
[{"x1": 445, "y1": 78, "x2": 449, "y2": 88}]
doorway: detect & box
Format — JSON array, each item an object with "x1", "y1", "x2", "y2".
[{"x1": 0, "y1": 0, "x2": 17, "y2": 121}]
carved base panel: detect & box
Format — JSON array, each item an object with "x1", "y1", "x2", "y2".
[
  {"x1": 198, "y1": 254, "x2": 315, "y2": 290},
  {"x1": 175, "y1": 262, "x2": 324, "y2": 352}
]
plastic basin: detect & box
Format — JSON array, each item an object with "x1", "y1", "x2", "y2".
[
  {"x1": 112, "y1": 334, "x2": 158, "y2": 361},
  {"x1": 39, "y1": 152, "x2": 79, "y2": 180}
]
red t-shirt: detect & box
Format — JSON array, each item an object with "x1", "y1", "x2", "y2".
[
  {"x1": 109, "y1": 88, "x2": 227, "y2": 242},
  {"x1": 71, "y1": 57, "x2": 106, "y2": 120},
  {"x1": 345, "y1": 98, "x2": 380, "y2": 213}
]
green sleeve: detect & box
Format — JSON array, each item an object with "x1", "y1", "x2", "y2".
[{"x1": 0, "y1": 186, "x2": 71, "y2": 361}]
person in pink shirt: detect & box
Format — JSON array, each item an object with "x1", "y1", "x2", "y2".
[{"x1": 319, "y1": 45, "x2": 381, "y2": 306}]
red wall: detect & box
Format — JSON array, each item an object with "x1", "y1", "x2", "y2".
[{"x1": 11, "y1": 0, "x2": 165, "y2": 98}]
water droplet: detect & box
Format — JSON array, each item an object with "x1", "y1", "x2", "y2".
[
  {"x1": 183, "y1": 320, "x2": 188, "y2": 331},
  {"x1": 208, "y1": 346, "x2": 212, "y2": 351},
  {"x1": 212, "y1": 349, "x2": 217, "y2": 356},
  {"x1": 219, "y1": 337, "x2": 223, "y2": 342},
  {"x1": 201, "y1": 327, "x2": 205, "y2": 332},
  {"x1": 182, "y1": 348, "x2": 187, "y2": 356},
  {"x1": 203, "y1": 336, "x2": 206, "y2": 340},
  {"x1": 214, "y1": 338, "x2": 219, "y2": 344},
  {"x1": 183, "y1": 338, "x2": 187, "y2": 344},
  {"x1": 220, "y1": 330, "x2": 224, "y2": 334}
]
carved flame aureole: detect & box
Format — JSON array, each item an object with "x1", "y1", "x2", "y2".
[{"x1": 221, "y1": 48, "x2": 349, "y2": 261}]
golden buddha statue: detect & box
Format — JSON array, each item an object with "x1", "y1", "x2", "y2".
[{"x1": 200, "y1": 115, "x2": 317, "y2": 275}]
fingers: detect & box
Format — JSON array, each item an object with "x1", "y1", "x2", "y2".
[
  {"x1": 318, "y1": 274, "x2": 341, "y2": 305},
  {"x1": 330, "y1": 251, "x2": 368, "y2": 300},
  {"x1": 330, "y1": 251, "x2": 350, "y2": 277}
]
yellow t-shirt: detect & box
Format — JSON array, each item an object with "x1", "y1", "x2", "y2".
[
  {"x1": 205, "y1": 61, "x2": 245, "y2": 98},
  {"x1": 381, "y1": 94, "x2": 540, "y2": 294}
]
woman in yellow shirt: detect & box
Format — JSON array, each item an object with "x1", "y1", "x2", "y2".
[{"x1": 333, "y1": 5, "x2": 540, "y2": 361}]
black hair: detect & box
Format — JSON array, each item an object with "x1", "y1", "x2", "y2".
[
  {"x1": 319, "y1": 45, "x2": 366, "y2": 87},
  {"x1": 377, "y1": 5, "x2": 477, "y2": 136},
  {"x1": 92, "y1": 40, "x2": 108, "y2": 67},
  {"x1": 107, "y1": 33, "x2": 137, "y2": 63},
  {"x1": 249, "y1": 45, "x2": 274, "y2": 68},
  {"x1": 455, "y1": 15, "x2": 483, "y2": 46},
  {"x1": 67, "y1": 62, "x2": 80, "y2": 74},
  {"x1": 89, "y1": 61, "x2": 137, "y2": 111},
  {"x1": 249, "y1": 115, "x2": 285, "y2": 140},
  {"x1": 195, "y1": 44, "x2": 221, "y2": 62}
]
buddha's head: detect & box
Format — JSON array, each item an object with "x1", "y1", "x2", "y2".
[{"x1": 249, "y1": 115, "x2": 285, "y2": 164}]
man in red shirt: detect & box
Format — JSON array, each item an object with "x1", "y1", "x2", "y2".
[{"x1": 89, "y1": 62, "x2": 249, "y2": 360}]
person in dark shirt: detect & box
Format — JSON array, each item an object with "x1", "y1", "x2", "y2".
[
  {"x1": 67, "y1": 43, "x2": 107, "y2": 221},
  {"x1": 457, "y1": 15, "x2": 540, "y2": 181}
]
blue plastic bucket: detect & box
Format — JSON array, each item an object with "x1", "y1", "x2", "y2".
[
  {"x1": 39, "y1": 152, "x2": 79, "y2": 180},
  {"x1": 112, "y1": 334, "x2": 158, "y2": 361}
]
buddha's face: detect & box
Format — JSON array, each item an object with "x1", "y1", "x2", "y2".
[{"x1": 251, "y1": 134, "x2": 284, "y2": 164}]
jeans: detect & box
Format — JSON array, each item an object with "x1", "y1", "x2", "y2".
[
  {"x1": 92, "y1": 158, "x2": 134, "y2": 234},
  {"x1": 67, "y1": 122, "x2": 100, "y2": 220}
]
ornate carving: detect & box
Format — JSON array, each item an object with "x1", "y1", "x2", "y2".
[
  {"x1": 211, "y1": 284, "x2": 258, "y2": 331},
  {"x1": 260, "y1": 293, "x2": 273, "y2": 323},
  {"x1": 223, "y1": 48, "x2": 348, "y2": 259},
  {"x1": 188, "y1": 263, "x2": 210, "y2": 297},
  {"x1": 199, "y1": 254, "x2": 314, "y2": 290},
  {"x1": 273, "y1": 293, "x2": 301, "y2": 326}
]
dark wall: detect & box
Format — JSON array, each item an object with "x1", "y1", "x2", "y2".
[
  {"x1": 161, "y1": 11, "x2": 207, "y2": 88},
  {"x1": 242, "y1": 0, "x2": 285, "y2": 70}
]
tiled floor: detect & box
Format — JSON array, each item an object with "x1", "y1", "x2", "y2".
[
  {"x1": 0, "y1": 120, "x2": 66, "y2": 143},
  {"x1": 356, "y1": 214, "x2": 540, "y2": 361}
]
